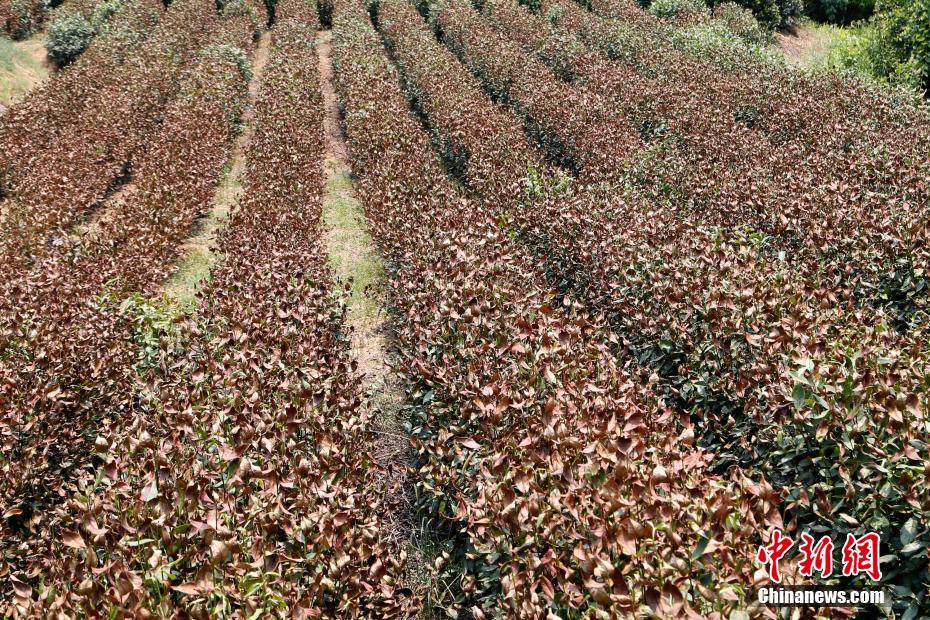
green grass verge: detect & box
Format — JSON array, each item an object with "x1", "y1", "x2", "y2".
[
  {"x1": 800, "y1": 18, "x2": 871, "y2": 72},
  {"x1": 323, "y1": 165, "x2": 385, "y2": 321},
  {"x1": 161, "y1": 163, "x2": 238, "y2": 310},
  {"x1": 0, "y1": 34, "x2": 48, "y2": 105}
]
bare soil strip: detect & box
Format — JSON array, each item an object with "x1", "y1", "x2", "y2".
[
  {"x1": 316, "y1": 29, "x2": 430, "y2": 600},
  {"x1": 161, "y1": 29, "x2": 273, "y2": 307}
]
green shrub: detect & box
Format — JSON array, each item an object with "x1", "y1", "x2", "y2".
[
  {"x1": 738, "y1": 0, "x2": 781, "y2": 28},
  {"x1": 117, "y1": 293, "x2": 186, "y2": 373},
  {"x1": 649, "y1": 0, "x2": 711, "y2": 20},
  {"x1": 317, "y1": 0, "x2": 333, "y2": 27},
  {"x1": 821, "y1": 22, "x2": 874, "y2": 72},
  {"x1": 826, "y1": 0, "x2": 930, "y2": 93},
  {"x1": 776, "y1": 0, "x2": 804, "y2": 25},
  {"x1": 806, "y1": 0, "x2": 874, "y2": 23},
  {"x1": 865, "y1": 0, "x2": 930, "y2": 93},
  {"x1": 707, "y1": 0, "x2": 801, "y2": 29},
  {"x1": 45, "y1": 9, "x2": 94, "y2": 65},
  {"x1": 669, "y1": 15, "x2": 782, "y2": 67},
  {"x1": 713, "y1": 1, "x2": 770, "y2": 42},
  {"x1": 89, "y1": 0, "x2": 123, "y2": 26}
]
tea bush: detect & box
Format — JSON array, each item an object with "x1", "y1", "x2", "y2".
[
  {"x1": 89, "y1": 0, "x2": 124, "y2": 24},
  {"x1": 713, "y1": 1, "x2": 769, "y2": 43},
  {"x1": 45, "y1": 9, "x2": 94, "y2": 65},
  {"x1": 709, "y1": 0, "x2": 802, "y2": 28},
  {"x1": 2, "y1": 0, "x2": 44, "y2": 38},
  {"x1": 649, "y1": 0, "x2": 710, "y2": 20}
]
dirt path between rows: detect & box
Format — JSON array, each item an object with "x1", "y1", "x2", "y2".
[
  {"x1": 315, "y1": 29, "x2": 429, "y2": 602},
  {"x1": 776, "y1": 24, "x2": 832, "y2": 67},
  {"x1": 161, "y1": 29, "x2": 273, "y2": 306}
]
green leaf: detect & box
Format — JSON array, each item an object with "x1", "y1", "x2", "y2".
[
  {"x1": 900, "y1": 518, "x2": 918, "y2": 546},
  {"x1": 125, "y1": 538, "x2": 156, "y2": 547},
  {"x1": 691, "y1": 533, "x2": 710, "y2": 560},
  {"x1": 900, "y1": 541, "x2": 924, "y2": 555}
]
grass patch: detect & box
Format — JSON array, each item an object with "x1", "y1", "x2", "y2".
[
  {"x1": 162, "y1": 251, "x2": 214, "y2": 311},
  {"x1": 162, "y1": 163, "x2": 238, "y2": 309},
  {"x1": 813, "y1": 20, "x2": 879, "y2": 77},
  {"x1": 776, "y1": 19, "x2": 925, "y2": 100},
  {"x1": 0, "y1": 34, "x2": 49, "y2": 106},
  {"x1": 323, "y1": 165, "x2": 385, "y2": 321},
  {"x1": 777, "y1": 18, "x2": 872, "y2": 73}
]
